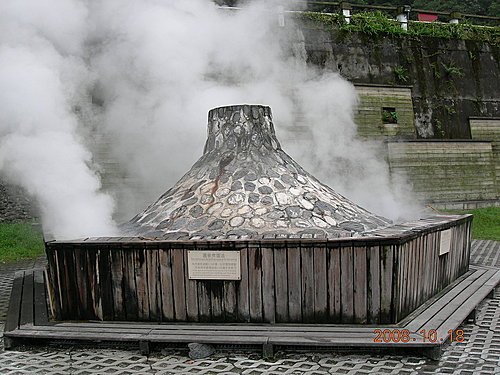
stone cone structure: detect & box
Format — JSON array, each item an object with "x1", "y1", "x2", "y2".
[{"x1": 125, "y1": 105, "x2": 391, "y2": 239}]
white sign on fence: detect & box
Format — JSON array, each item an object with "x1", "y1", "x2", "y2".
[
  {"x1": 187, "y1": 250, "x2": 241, "y2": 280},
  {"x1": 439, "y1": 229, "x2": 452, "y2": 256}
]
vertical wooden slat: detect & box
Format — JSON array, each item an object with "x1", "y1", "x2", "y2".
[
  {"x1": 401, "y1": 242, "x2": 409, "y2": 317},
  {"x1": 45, "y1": 246, "x2": 61, "y2": 319},
  {"x1": 171, "y1": 248, "x2": 187, "y2": 320},
  {"x1": 248, "y1": 247, "x2": 263, "y2": 322},
  {"x1": 301, "y1": 246, "x2": 315, "y2": 322},
  {"x1": 287, "y1": 246, "x2": 302, "y2": 322},
  {"x1": 146, "y1": 248, "x2": 161, "y2": 321},
  {"x1": 380, "y1": 245, "x2": 393, "y2": 323},
  {"x1": 184, "y1": 251, "x2": 199, "y2": 322},
  {"x1": 274, "y1": 247, "x2": 288, "y2": 322},
  {"x1": 61, "y1": 247, "x2": 77, "y2": 318},
  {"x1": 261, "y1": 247, "x2": 276, "y2": 323},
  {"x1": 353, "y1": 246, "x2": 367, "y2": 323},
  {"x1": 98, "y1": 246, "x2": 114, "y2": 320},
  {"x1": 210, "y1": 281, "x2": 224, "y2": 321},
  {"x1": 198, "y1": 281, "x2": 211, "y2": 322},
  {"x1": 237, "y1": 248, "x2": 250, "y2": 322},
  {"x1": 122, "y1": 245, "x2": 138, "y2": 320},
  {"x1": 73, "y1": 245, "x2": 88, "y2": 320},
  {"x1": 367, "y1": 245, "x2": 380, "y2": 324},
  {"x1": 223, "y1": 281, "x2": 237, "y2": 322},
  {"x1": 340, "y1": 245, "x2": 354, "y2": 323},
  {"x1": 86, "y1": 246, "x2": 102, "y2": 320},
  {"x1": 327, "y1": 246, "x2": 341, "y2": 322},
  {"x1": 313, "y1": 246, "x2": 327, "y2": 322},
  {"x1": 411, "y1": 238, "x2": 419, "y2": 311},
  {"x1": 159, "y1": 247, "x2": 174, "y2": 321},
  {"x1": 110, "y1": 248, "x2": 125, "y2": 320},
  {"x1": 135, "y1": 247, "x2": 149, "y2": 320}
]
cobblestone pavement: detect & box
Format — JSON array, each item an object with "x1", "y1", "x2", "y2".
[{"x1": 0, "y1": 240, "x2": 498, "y2": 374}]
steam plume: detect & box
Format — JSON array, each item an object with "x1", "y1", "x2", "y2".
[{"x1": 0, "y1": 0, "x2": 420, "y2": 240}]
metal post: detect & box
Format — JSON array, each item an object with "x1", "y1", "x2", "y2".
[
  {"x1": 449, "y1": 12, "x2": 461, "y2": 24},
  {"x1": 396, "y1": 5, "x2": 411, "y2": 31},
  {"x1": 278, "y1": 6, "x2": 285, "y2": 27},
  {"x1": 340, "y1": 2, "x2": 352, "y2": 24}
]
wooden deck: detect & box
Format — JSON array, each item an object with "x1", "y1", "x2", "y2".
[{"x1": 4, "y1": 265, "x2": 499, "y2": 359}]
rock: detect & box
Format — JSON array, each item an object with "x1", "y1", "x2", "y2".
[{"x1": 187, "y1": 343, "x2": 215, "y2": 359}]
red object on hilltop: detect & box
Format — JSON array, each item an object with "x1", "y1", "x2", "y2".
[{"x1": 418, "y1": 13, "x2": 439, "y2": 22}]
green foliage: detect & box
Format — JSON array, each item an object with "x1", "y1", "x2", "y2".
[
  {"x1": 443, "y1": 207, "x2": 500, "y2": 240},
  {"x1": 434, "y1": 119, "x2": 445, "y2": 137},
  {"x1": 0, "y1": 223, "x2": 45, "y2": 263},
  {"x1": 382, "y1": 109, "x2": 399, "y2": 123},
  {"x1": 300, "y1": 11, "x2": 500, "y2": 43},
  {"x1": 441, "y1": 62, "x2": 465, "y2": 77},
  {"x1": 394, "y1": 65, "x2": 410, "y2": 82}
]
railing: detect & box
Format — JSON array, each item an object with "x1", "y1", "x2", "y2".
[{"x1": 220, "y1": 1, "x2": 499, "y2": 26}]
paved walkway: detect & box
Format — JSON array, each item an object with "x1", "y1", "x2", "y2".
[{"x1": 0, "y1": 240, "x2": 498, "y2": 374}]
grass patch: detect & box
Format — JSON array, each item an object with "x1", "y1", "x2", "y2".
[
  {"x1": 0, "y1": 222, "x2": 45, "y2": 263},
  {"x1": 442, "y1": 207, "x2": 500, "y2": 241}
]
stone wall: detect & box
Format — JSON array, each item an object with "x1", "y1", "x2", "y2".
[
  {"x1": 298, "y1": 21, "x2": 499, "y2": 139},
  {"x1": 470, "y1": 117, "x2": 500, "y2": 197},
  {"x1": 0, "y1": 181, "x2": 38, "y2": 223},
  {"x1": 387, "y1": 141, "x2": 497, "y2": 205},
  {"x1": 354, "y1": 84, "x2": 415, "y2": 139}
]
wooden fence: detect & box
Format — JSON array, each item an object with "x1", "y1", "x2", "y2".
[{"x1": 45, "y1": 215, "x2": 472, "y2": 324}]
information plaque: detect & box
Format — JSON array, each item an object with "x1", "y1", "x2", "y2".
[
  {"x1": 187, "y1": 251, "x2": 241, "y2": 280},
  {"x1": 439, "y1": 229, "x2": 452, "y2": 256}
]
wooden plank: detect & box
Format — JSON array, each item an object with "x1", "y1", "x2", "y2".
[
  {"x1": 248, "y1": 248, "x2": 263, "y2": 322},
  {"x1": 73, "y1": 246, "x2": 89, "y2": 320},
  {"x1": 421, "y1": 268, "x2": 496, "y2": 332},
  {"x1": 328, "y1": 247, "x2": 341, "y2": 322},
  {"x1": 171, "y1": 249, "x2": 187, "y2": 320},
  {"x1": 98, "y1": 246, "x2": 114, "y2": 320},
  {"x1": 379, "y1": 245, "x2": 393, "y2": 323},
  {"x1": 340, "y1": 246, "x2": 354, "y2": 323},
  {"x1": 353, "y1": 246, "x2": 367, "y2": 324},
  {"x1": 261, "y1": 247, "x2": 275, "y2": 323},
  {"x1": 287, "y1": 246, "x2": 302, "y2": 322},
  {"x1": 86, "y1": 246, "x2": 102, "y2": 320},
  {"x1": 237, "y1": 248, "x2": 250, "y2": 322},
  {"x1": 110, "y1": 248, "x2": 125, "y2": 320},
  {"x1": 45, "y1": 247, "x2": 60, "y2": 319},
  {"x1": 274, "y1": 247, "x2": 288, "y2": 322},
  {"x1": 159, "y1": 248, "x2": 174, "y2": 321},
  {"x1": 405, "y1": 268, "x2": 487, "y2": 332},
  {"x1": 19, "y1": 270, "x2": 34, "y2": 327},
  {"x1": 301, "y1": 246, "x2": 314, "y2": 322},
  {"x1": 411, "y1": 238, "x2": 419, "y2": 312},
  {"x1": 210, "y1": 281, "x2": 224, "y2": 322},
  {"x1": 67, "y1": 246, "x2": 82, "y2": 319},
  {"x1": 367, "y1": 245, "x2": 380, "y2": 324},
  {"x1": 4, "y1": 271, "x2": 24, "y2": 332},
  {"x1": 434, "y1": 269, "x2": 500, "y2": 341},
  {"x1": 146, "y1": 248, "x2": 160, "y2": 321},
  {"x1": 184, "y1": 250, "x2": 199, "y2": 322},
  {"x1": 135, "y1": 247, "x2": 150, "y2": 320},
  {"x1": 197, "y1": 281, "x2": 211, "y2": 322},
  {"x1": 222, "y1": 281, "x2": 237, "y2": 322},
  {"x1": 122, "y1": 245, "x2": 138, "y2": 320},
  {"x1": 313, "y1": 246, "x2": 327, "y2": 322},
  {"x1": 33, "y1": 270, "x2": 49, "y2": 326}
]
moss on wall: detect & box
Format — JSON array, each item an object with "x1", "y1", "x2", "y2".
[{"x1": 296, "y1": 15, "x2": 500, "y2": 139}]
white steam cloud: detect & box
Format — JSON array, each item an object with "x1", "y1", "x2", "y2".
[
  {"x1": 0, "y1": 0, "x2": 117, "y2": 238},
  {"x1": 0, "y1": 0, "x2": 420, "y2": 239}
]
